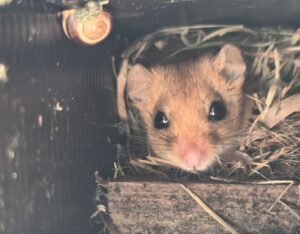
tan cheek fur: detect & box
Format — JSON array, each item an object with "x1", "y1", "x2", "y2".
[{"x1": 132, "y1": 55, "x2": 252, "y2": 170}]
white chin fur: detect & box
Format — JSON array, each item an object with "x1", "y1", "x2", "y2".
[
  {"x1": 161, "y1": 152, "x2": 218, "y2": 172},
  {"x1": 182, "y1": 156, "x2": 217, "y2": 172}
]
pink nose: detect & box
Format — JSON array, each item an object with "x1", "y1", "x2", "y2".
[
  {"x1": 182, "y1": 150, "x2": 203, "y2": 168},
  {"x1": 179, "y1": 142, "x2": 208, "y2": 169}
]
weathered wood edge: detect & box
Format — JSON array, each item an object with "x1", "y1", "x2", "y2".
[{"x1": 107, "y1": 180, "x2": 300, "y2": 233}]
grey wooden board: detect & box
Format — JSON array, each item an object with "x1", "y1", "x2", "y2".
[{"x1": 108, "y1": 181, "x2": 300, "y2": 233}]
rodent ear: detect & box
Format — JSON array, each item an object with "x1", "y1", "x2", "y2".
[
  {"x1": 127, "y1": 64, "x2": 153, "y2": 103},
  {"x1": 213, "y1": 44, "x2": 246, "y2": 84}
]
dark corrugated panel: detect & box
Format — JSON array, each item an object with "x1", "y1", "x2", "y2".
[
  {"x1": 0, "y1": 0, "x2": 121, "y2": 234},
  {"x1": 0, "y1": 0, "x2": 49, "y2": 13},
  {"x1": 0, "y1": 13, "x2": 64, "y2": 50},
  {"x1": 0, "y1": 48, "x2": 120, "y2": 233}
]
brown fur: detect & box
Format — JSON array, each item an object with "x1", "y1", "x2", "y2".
[{"x1": 127, "y1": 44, "x2": 253, "y2": 171}]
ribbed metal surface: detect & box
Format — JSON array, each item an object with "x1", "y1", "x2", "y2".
[
  {"x1": 0, "y1": 0, "x2": 49, "y2": 14},
  {"x1": 0, "y1": 1, "x2": 120, "y2": 233},
  {"x1": 0, "y1": 0, "x2": 64, "y2": 50}
]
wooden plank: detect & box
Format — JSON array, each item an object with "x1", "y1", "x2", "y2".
[{"x1": 107, "y1": 181, "x2": 300, "y2": 233}]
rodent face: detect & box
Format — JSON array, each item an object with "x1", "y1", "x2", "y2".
[{"x1": 127, "y1": 44, "x2": 251, "y2": 171}]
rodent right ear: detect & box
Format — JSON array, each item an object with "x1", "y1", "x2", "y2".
[
  {"x1": 213, "y1": 44, "x2": 246, "y2": 86},
  {"x1": 127, "y1": 64, "x2": 153, "y2": 103}
]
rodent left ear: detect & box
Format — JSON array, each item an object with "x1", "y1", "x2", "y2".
[
  {"x1": 213, "y1": 44, "x2": 246, "y2": 85},
  {"x1": 127, "y1": 64, "x2": 153, "y2": 103}
]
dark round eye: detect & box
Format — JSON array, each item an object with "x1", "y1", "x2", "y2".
[
  {"x1": 154, "y1": 111, "x2": 169, "y2": 129},
  {"x1": 208, "y1": 101, "x2": 227, "y2": 121}
]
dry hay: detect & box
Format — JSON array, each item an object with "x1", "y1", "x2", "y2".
[
  {"x1": 91, "y1": 25, "x2": 300, "y2": 231},
  {"x1": 113, "y1": 25, "x2": 300, "y2": 181}
]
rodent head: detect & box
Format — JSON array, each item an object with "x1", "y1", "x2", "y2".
[{"x1": 126, "y1": 44, "x2": 250, "y2": 172}]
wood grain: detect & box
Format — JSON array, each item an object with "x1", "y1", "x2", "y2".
[{"x1": 108, "y1": 181, "x2": 300, "y2": 233}]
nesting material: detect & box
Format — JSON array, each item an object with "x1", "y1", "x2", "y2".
[
  {"x1": 116, "y1": 25, "x2": 300, "y2": 180},
  {"x1": 0, "y1": 63, "x2": 9, "y2": 83}
]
